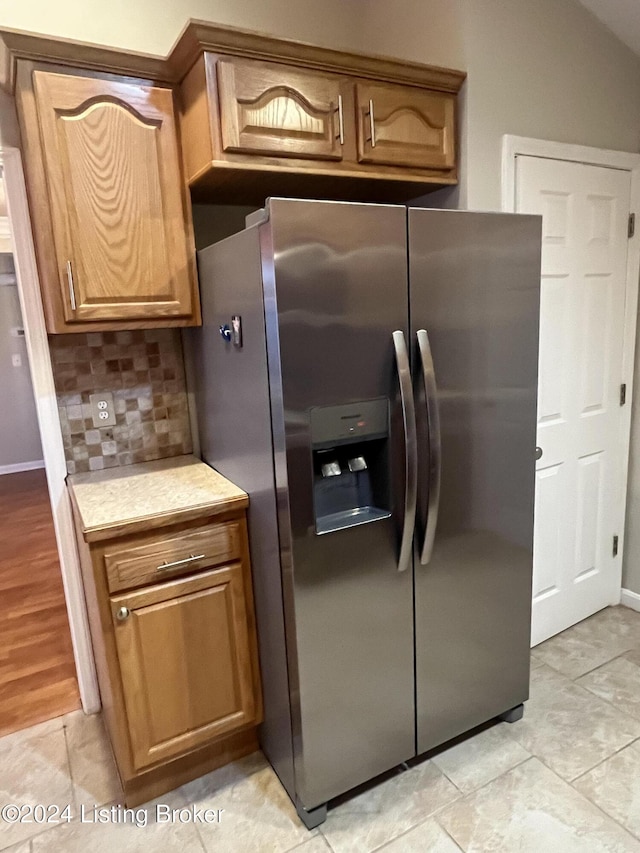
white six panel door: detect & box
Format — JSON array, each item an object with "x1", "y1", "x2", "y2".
[{"x1": 516, "y1": 156, "x2": 631, "y2": 645}]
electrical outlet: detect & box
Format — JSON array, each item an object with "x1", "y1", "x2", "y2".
[
  {"x1": 89, "y1": 392, "x2": 116, "y2": 428},
  {"x1": 11, "y1": 353, "x2": 22, "y2": 368}
]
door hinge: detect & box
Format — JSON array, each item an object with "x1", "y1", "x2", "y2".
[
  {"x1": 613, "y1": 535, "x2": 619, "y2": 557},
  {"x1": 629, "y1": 213, "x2": 635, "y2": 238},
  {"x1": 621, "y1": 383, "x2": 627, "y2": 406}
]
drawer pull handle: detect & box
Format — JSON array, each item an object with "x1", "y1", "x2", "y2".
[
  {"x1": 156, "y1": 553, "x2": 206, "y2": 572},
  {"x1": 368, "y1": 98, "x2": 376, "y2": 148},
  {"x1": 336, "y1": 94, "x2": 344, "y2": 145},
  {"x1": 66, "y1": 260, "x2": 77, "y2": 311},
  {"x1": 116, "y1": 607, "x2": 130, "y2": 622}
]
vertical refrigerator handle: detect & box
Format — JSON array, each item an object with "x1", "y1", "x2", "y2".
[
  {"x1": 393, "y1": 330, "x2": 418, "y2": 573},
  {"x1": 417, "y1": 329, "x2": 441, "y2": 565}
]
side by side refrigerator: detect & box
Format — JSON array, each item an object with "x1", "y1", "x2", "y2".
[{"x1": 188, "y1": 198, "x2": 541, "y2": 828}]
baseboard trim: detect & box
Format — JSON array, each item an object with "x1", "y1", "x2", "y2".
[
  {"x1": 621, "y1": 588, "x2": 640, "y2": 612},
  {"x1": 0, "y1": 459, "x2": 45, "y2": 475}
]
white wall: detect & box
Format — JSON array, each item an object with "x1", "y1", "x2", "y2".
[
  {"x1": 0, "y1": 253, "x2": 43, "y2": 469},
  {"x1": 0, "y1": 89, "x2": 20, "y2": 150},
  {"x1": 0, "y1": 0, "x2": 366, "y2": 55},
  {"x1": 463, "y1": 0, "x2": 640, "y2": 211},
  {"x1": 360, "y1": 0, "x2": 640, "y2": 211}
]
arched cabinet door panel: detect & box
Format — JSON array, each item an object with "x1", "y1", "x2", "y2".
[
  {"x1": 31, "y1": 70, "x2": 197, "y2": 326},
  {"x1": 355, "y1": 81, "x2": 455, "y2": 171},
  {"x1": 216, "y1": 56, "x2": 346, "y2": 161}
]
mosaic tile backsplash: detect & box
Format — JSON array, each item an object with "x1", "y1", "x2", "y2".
[{"x1": 50, "y1": 330, "x2": 193, "y2": 474}]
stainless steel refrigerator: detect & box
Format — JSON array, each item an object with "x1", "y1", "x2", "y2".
[{"x1": 189, "y1": 198, "x2": 541, "y2": 828}]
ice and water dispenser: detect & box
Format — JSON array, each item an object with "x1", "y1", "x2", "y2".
[{"x1": 310, "y1": 398, "x2": 392, "y2": 535}]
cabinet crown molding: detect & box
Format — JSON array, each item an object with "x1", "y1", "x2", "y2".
[
  {"x1": 168, "y1": 20, "x2": 466, "y2": 93},
  {"x1": 0, "y1": 26, "x2": 169, "y2": 91},
  {"x1": 0, "y1": 20, "x2": 466, "y2": 94}
]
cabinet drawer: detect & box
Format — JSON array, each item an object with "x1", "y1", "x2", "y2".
[
  {"x1": 216, "y1": 55, "x2": 345, "y2": 161},
  {"x1": 355, "y1": 82, "x2": 455, "y2": 170},
  {"x1": 104, "y1": 522, "x2": 241, "y2": 593}
]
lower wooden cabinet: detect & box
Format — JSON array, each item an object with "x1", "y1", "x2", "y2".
[
  {"x1": 112, "y1": 564, "x2": 258, "y2": 771},
  {"x1": 72, "y1": 506, "x2": 262, "y2": 805}
]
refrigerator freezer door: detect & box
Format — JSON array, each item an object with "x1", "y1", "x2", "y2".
[
  {"x1": 264, "y1": 199, "x2": 414, "y2": 809},
  {"x1": 409, "y1": 209, "x2": 541, "y2": 754}
]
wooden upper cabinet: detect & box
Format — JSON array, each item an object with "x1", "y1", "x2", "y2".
[
  {"x1": 18, "y1": 65, "x2": 200, "y2": 332},
  {"x1": 111, "y1": 564, "x2": 258, "y2": 771},
  {"x1": 355, "y1": 82, "x2": 455, "y2": 171},
  {"x1": 216, "y1": 56, "x2": 345, "y2": 161},
  {"x1": 177, "y1": 27, "x2": 465, "y2": 201}
]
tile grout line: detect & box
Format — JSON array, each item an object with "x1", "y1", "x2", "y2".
[
  {"x1": 349, "y1": 720, "x2": 640, "y2": 849},
  {"x1": 318, "y1": 761, "x2": 466, "y2": 853},
  {"x1": 567, "y1": 735, "x2": 640, "y2": 842},
  {"x1": 424, "y1": 757, "x2": 546, "y2": 850},
  {"x1": 316, "y1": 828, "x2": 336, "y2": 852},
  {"x1": 315, "y1": 833, "x2": 333, "y2": 852},
  {"x1": 175, "y1": 785, "x2": 208, "y2": 853},
  {"x1": 9, "y1": 718, "x2": 78, "y2": 852},
  {"x1": 500, "y1": 662, "x2": 640, "y2": 775},
  {"x1": 61, "y1": 718, "x2": 79, "y2": 814},
  {"x1": 574, "y1": 652, "x2": 640, "y2": 723},
  {"x1": 441, "y1": 749, "x2": 640, "y2": 848},
  {"x1": 432, "y1": 736, "x2": 533, "y2": 798},
  {"x1": 570, "y1": 735, "x2": 640, "y2": 786},
  {"x1": 566, "y1": 784, "x2": 640, "y2": 844},
  {"x1": 567, "y1": 762, "x2": 640, "y2": 842},
  {"x1": 319, "y1": 733, "x2": 534, "y2": 852},
  {"x1": 529, "y1": 752, "x2": 640, "y2": 841},
  {"x1": 432, "y1": 755, "x2": 539, "y2": 819},
  {"x1": 570, "y1": 677, "x2": 640, "y2": 729},
  {"x1": 534, "y1": 608, "x2": 640, "y2": 682},
  {"x1": 432, "y1": 813, "x2": 465, "y2": 852},
  {"x1": 366, "y1": 811, "x2": 465, "y2": 853},
  {"x1": 439, "y1": 749, "x2": 640, "y2": 848},
  {"x1": 574, "y1": 646, "x2": 640, "y2": 681},
  {"x1": 535, "y1": 645, "x2": 633, "y2": 682},
  {"x1": 18, "y1": 717, "x2": 85, "y2": 851}
]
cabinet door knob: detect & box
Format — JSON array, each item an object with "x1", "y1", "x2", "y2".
[{"x1": 116, "y1": 606, "x2": 130, "y2": 622}]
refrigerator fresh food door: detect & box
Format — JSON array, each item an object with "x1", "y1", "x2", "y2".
[
  {"x1": 409, "y1": 209, "x2": 541, "y2": 754},
  {"x1": 263, "y1": 199, "x2": 415, "y2": 810}
]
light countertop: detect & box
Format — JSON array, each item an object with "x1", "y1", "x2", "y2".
[{"x1": 67, "y1": 455, "x2": 247, "y2": 542}]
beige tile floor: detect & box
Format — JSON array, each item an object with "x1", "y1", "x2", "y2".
[{"x1": 3, "y1": 605, "x2": 640, "y2": 852}]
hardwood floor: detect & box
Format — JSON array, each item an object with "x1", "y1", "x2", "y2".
[{"x1": 0, "y1": 470, "x2": 80, "y2": 736}]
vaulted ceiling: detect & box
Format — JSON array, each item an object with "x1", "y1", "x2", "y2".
[{"x1": 577, "y1": 0, "x2": 640, "y2": 57}]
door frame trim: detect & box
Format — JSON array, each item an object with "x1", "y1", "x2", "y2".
[
  {"x1": 2, "y1": 145, "x2": 100, "y2": 713},
  {"x1": 502, "y1": 134, "x2": 640, "y2": 614}
]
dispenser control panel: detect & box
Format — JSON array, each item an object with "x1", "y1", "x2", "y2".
[{"x1": 310, "y1": 398, "x2": 388, "y2": 448}]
